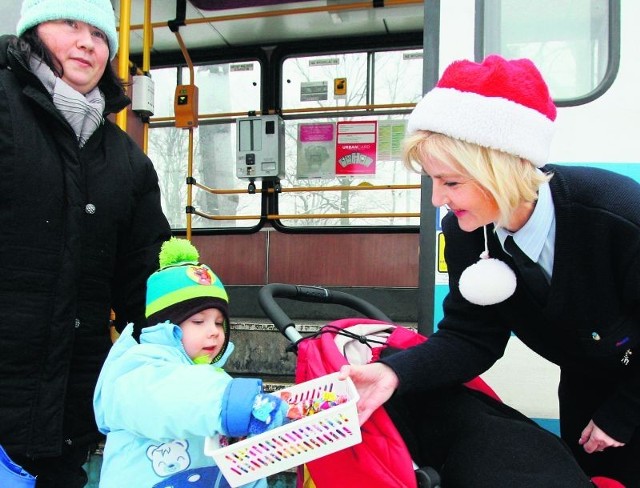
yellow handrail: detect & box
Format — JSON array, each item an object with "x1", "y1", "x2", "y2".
[
  {"x1": 172, "y1": 29, "x2": 197, "y2": 241},
  {"x1": 141, "y1": 0, "x2": 152, "y2": 153},
  {"x1": 192, "y1": 209, "x2": 420, "y2": 221},
  {"x1": 115, "y1": 0, "x2": 131, "y2": 131},
  {"x1": 192, "y1": 181, "x2": 420, "y2": 195},
  {"x1": 189, "y1": 181, "x2": 421, "y2": 223},
  {"x1": 126, "y1": 0, "x2": 424, "y2": 32},
  {"x1": 149, "y1": 103, "x2": 415, "y2": 125}
]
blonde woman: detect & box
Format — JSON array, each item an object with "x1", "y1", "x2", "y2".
[{"x1": 342, "y1": 55, "x2": 638, "y2": 487}]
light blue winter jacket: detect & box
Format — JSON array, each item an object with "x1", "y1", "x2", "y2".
[{"x1": 93, "y1": 322, "x2": 266, "y2": 488}]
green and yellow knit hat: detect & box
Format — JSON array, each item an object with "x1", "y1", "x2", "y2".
[{"x1": 145, "y1": 238, "x2": 230, "y2": 358}]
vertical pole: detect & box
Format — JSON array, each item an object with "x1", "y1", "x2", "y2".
[
  {"x1": 115, "y1": 0, "x2": 131, "y2": 131},
  {"x1": 186, "y1": 128, "x2": 194, "y2": 241},
  {"x1": 141, "y1": 0, "x2": 152, "y2": 153},
  {"x1": 172, "y1": 29, "x2": 196, "y2": 241},
  {"x1": 417, "y1": 0, "x2": 440, "y2": 336}
]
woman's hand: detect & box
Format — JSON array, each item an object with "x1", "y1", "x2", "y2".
[
  {"x1": 339, "y1": 362, "x2": 399, "y2": 425},
  {"x1": 579, "y1": 420, "x2": 625, "y2": 453}
]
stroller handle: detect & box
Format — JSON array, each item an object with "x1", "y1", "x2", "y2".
[{"x1": 258, "y1": 283, "x2": 392, "y2": 345}]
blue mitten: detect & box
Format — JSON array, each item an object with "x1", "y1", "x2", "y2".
[{"x1": 248, "y1": 393, "x2": 290, "y2": 436}]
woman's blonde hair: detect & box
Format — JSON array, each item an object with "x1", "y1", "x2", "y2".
[{"x1": 402, "y1": 131, "x2": 552, "y2": 228}]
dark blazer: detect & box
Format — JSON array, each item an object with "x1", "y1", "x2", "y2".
[
  {"x1": 382, "y1": 164, "x2": 640, "y2": 444},
  {"x1": 0, "y1": 35, "x2": 171, "y2": 457}
]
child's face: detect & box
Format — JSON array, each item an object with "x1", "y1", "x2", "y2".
[{"x1": 179, "y1": 308, "x2": 226, "y2": 362}]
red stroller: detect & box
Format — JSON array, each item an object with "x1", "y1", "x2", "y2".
[
  {"x1": 258, "y1": 283, "x2": 625, "y2": 488},
  {"x1": 259, "y1": 283, "x2": 501, "y2": 488}
]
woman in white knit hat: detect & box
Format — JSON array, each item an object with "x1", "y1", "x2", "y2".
[
  {"x1": 341, "y1": 55, "x2": 637, "y2": 487},
  {"x1": 0, "y1": 1, "x2": 171, "y2": 486}
]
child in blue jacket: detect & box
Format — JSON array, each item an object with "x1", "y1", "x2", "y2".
[{"x1": 94, "y1": 238, "x2": 286, "y2": 488}]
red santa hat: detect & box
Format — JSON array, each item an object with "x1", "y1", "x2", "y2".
[{"x1": 407, "y1": 55, "x2": 556, "y2": 167}]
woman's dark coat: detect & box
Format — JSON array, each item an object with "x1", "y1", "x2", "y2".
[
  {"x1": 0, "y1": 35, "x2": 171, "y2": 458},
  {"x1": 381, "y1": 165, "x2": 640, "y2": 482}
]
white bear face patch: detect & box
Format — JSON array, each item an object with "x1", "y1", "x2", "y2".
[{"x1": 146, "y1": 439, "x2": 191, "y2": 477}]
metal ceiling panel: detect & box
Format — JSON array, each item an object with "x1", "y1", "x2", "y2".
[
  {"x1": 0, "y1": 2, "x2": 423, "y2": 58},
  {"x1": 112, "y1": 1, "x2": 423, "y2": 56}
]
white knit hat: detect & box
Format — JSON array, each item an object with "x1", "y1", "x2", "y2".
[
  {"x1": 408, "y1": 55, "x2": 556, "y2": 167},
  {"x1": 17, "y1": 0, "x2": 119, "y2": 61}
]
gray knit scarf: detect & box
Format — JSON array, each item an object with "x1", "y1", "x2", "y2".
[{"x1": 30, "y1": 56, "x2": 105, "y2": 147}]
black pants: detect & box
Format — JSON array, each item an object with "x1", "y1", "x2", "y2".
[
  {"x1": 559, "y1": 370, "x2": 639, "y2": 487},
  {"x1": 12, "y1": 443, "x2": 89, "y2": 488},
  {"x1": 385, "y1": 385, "x2": 594, "y2": 488}
]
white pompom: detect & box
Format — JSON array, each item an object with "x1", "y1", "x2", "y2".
[{"x1": 458, "y1": 258, "x2": 517, "y2": 306}]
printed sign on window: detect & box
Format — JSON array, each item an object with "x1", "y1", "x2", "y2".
[
  {"x1": 336, "y1": 121, "x2": 377, "y2": 175},
  {"x1": 300, "y1": 81, "x2": 328, "y2": 102},
  {"x1": 297, "y1": 123, "x2": 336, "y2": 178}
]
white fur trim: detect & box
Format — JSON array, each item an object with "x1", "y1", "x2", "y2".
[{"x1": 408, "y1": 88, "x2": 555, "y2": 167}]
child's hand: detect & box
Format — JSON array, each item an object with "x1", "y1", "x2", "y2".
[{"x1": 248, "y1": 393, "x2": 289, "y2": 436}]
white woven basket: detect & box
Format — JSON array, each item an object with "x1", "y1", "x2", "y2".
[{"x1": 204, "y1": 372, "x2": 361, "y2": 487}]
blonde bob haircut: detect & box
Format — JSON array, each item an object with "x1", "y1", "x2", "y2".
[{"x1": 402, "y1": 130, "x2": 552, "y2": 229}]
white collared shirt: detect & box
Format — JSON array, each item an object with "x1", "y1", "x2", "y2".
[{"x1": 496, "y1": 181, "x2": 556, "y2": 282}]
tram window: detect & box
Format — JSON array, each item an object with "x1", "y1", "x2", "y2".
[
  {"x1": 148, "y1": 123, "x2": 262, "y2": 230},
  {"x1": 282, "y1": 49, "x2": 424, "y2": 110},
  {"x1": 483, "y1": 0, "x2": 613, "y2": 102},
  {"x1": 373, "y1": 49, "x2": 424, "y2": 105},
  {"x1": 148, "y1": 61, "x2": 262, "y2": 230},
  {"x1": 282, "y1": 53, "x2": 366, "y2": 110},
  {"x1": 277, "y1": 48, "x2": 423, "y2": 228},
  {"x1": 275, "y1": 115, "x2": 421, "y2": 228},
  {"x1": 150, "y1": 61, "x2": 261, "y2": 118}
]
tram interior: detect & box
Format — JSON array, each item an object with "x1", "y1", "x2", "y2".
[{"x1": 0, "y1": 2, "x2": 427, "y2": 486}]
